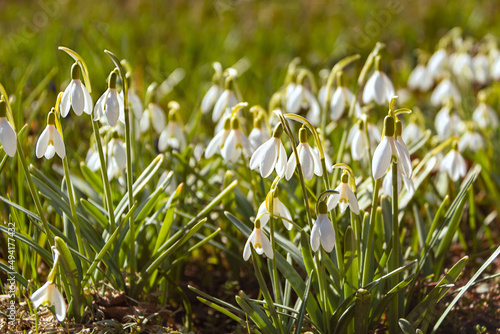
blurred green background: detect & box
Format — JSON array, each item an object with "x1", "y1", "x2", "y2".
[{"x1": 1, "y1": 0, "x2": 499, "y2": 113}]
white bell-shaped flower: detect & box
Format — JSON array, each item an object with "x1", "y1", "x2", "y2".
[
  {"x1": 330, "y1": 77, "x2": 362, "y2": 121},
  {"x1": 327, "y1": 171, "x2": 360, "y2": 215},
  {"x1": 431, "y1": 78, "x2": 461, "y2": 106},
  {"x1": 286, "y1": 84, "x2": 321, "y2": 125},
  {"x1": 205, "y1": 118, "x2": 231, "y2": 158},
  {"x1": 159, "y1": 107, "x2": 186, "y2": 152},
  {"x1": 473, "y1": 101, "x2": 498, "y2": 130},
  {"x1": 440, "y1": 145, "x2": 467, "y2": 181},
  {"x1": 31, "y1": 282, "x2": 66, "y2": 322},
  {"x1": 248, "y1": 116, "x2": 270, "y2": 150},
  {"x1": 435, "y1": 103, "x2": 461, "y2": 139},
  {"x1": 472, "y1": 53, "x2": 490, "y2": 85},
  {"x1": 250, "y1": 123, "x2": 287, "y2": 178},
  {"x1": 140, "y1": 103, "x2": 166, "y2": 134},
  {"x1": 458, "y1": 130, "x2": 484, "y2": 152},
  {"x1": 402, "y1": 121, "x2": 422, "y2": 145},
  {"x1": 395, "y1": 119, "x2": 412, "y2": 178},
  {"x1": 119, "y1": 88, "x2": 144, "y2": 121},
  {"x1": 310, "y1": 201, "x2": 335, "y2": 252},
  {"x1": 243, "y1": 223, "x2": 273, "y2": 261},
  {"x1": 362, "y1": 57, "x2": 395, "y2": 105},
  {"x1": 407, "y1": 64, "x2": 433, "y2": 92},
  {"x1": 201, "y1": 83, "x2": 223, "y2": 115},
  {"x1": 285, "y1": 127, "x2": 322, "y2": 180},
  {"x1": 381, "y1": 163, "x2": 414, "y2": 198},
  {"x1": 85, "y1": 143, "x2": 101, "y2": 172},
  {"x1": 255, "y1": 193, "x2": 293, "y2": 230},
  {"x1": 427, "y1": 49, "x2": 448, "y2": 78},
  {"x1": 60, "y1": 63, "x2": 93, "y2": 117},
  {"x1": 315, "y1": 146, "x2": 333, "y2": 173},
  {"x1": 372, "y1": 116, "x2": 407, "y2": 179},
  {"x1": 94, "y1": 71, "x2": 124, "y2": 127},
  {"x1": 451, "y1": 51, "x2": 474, "y2": 81},
  {"x1": 0, "y1": 101, "x2": 17, "y2": 157},
  {"x1": 212, "y1": 89, "x2": 238, "y2": 122},
  {"x1": 348, "y1": 119, "x2": 381, "y2": 161},
  {"x1": 221, "y1": 116, "x2": 252, "y2": 163},
  {"x1": 106, "y1": 137, "x2": 126, "y2": 182},
  {"x1": 35, "y1": 111, "x2": 66, "y2": 160}
]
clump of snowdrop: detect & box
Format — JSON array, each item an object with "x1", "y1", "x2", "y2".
[
  {"x1": 250, "y1": 122, "x2": 287, "y2": 178},
  {"x1": 0, "y1": 100, "x2": 17, "y2": 157},
  {"x1": 440, "y1": 143, "x2": 467, "y2": 181},
  {"x1": 310, "y1": 200, "x2": 335, "y2": 252},
  {"x1": 94, "y1": 70, "x2": 124, "y2": 127},
  {"x1": 36, "y1": 109, "x2": 66, "y2": 160},
  {"x1": 30, "y1": 249, "x2": 66, "y2": 322},
  {"x1": 327, "y1": 169, "x2": 360, "y2": 215},
  {"x1": 285, "y1": 126, "x2": 322, "y2": 181},
  {"x1": 330, "y1": 71, "x2": 361, "y2": 121},
  {"x1": 60, "y1": 63, "x2": 92, "y2": 117},
  {"x1": 362, "y1": 55, "x2": 395, "y2": 105},
  {"x1": 159, "y1": 101, "x2": 186, "y2": 152}
]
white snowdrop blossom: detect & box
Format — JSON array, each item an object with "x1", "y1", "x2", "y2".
[
  {"x1": 451, "y1": 51, "x2": 474, "y2": 81},
  {"x1": 212, "y1": 89, "x2": 238, "y2": 122},
  {"x1": 94, "y1": 71, "x2": 124, "y2": 127},
  {"x1": 315, "y1": 146, "x2": 333, "y2": 173},
  {"x1": 472, "y1": 53, "x2": 490, "y2": 85},
  {"x1": 285, "y1": 127, "x2": 322, "y2": 180},
  {"x1": 201, "y1": 83, "x2": 223, "y2": 114},
  {"x1": 255, "y1": 193, "x2": 293, "y2": 230},
  {"x1": 372, "y1": 115, "x2": 408, "y2": 179},
  {"x1": 327, "y1": 171, "x2": 360, "y2": 215},
  {"x1": 286, "y1": 84, "x2": 321, "y2": 125},
  {"x1": 250, "y1": 123, "x2": 287, "y2": 178},
  {"x1": 140, "y1": 103, "x2": 166, "y2": 134},
  {"x1": 221, "y1": 117, "x2": 252, "y2": 163},
  {"x1": 310, "y1": 201, "x2": 335, "y2": 252},
  {"x1": 159, "y1": 108, "x2": 186, "y2": 152},
  {"x1": 248, "y1": 116, "x2": 270, "y2": 150},
  {"x1": 402, "y1": 121, "x2": 423, "y2": 145},
  {"x1": 243, "y1": 223, "x2": 273, "y2": 261},
  {"x1": 0, "y1": 101, "x2": 17, "y2": 157},
  {"x1": 440, "y1": 145, "x2": 467, "y2": 181},
  {"x1": 407, "y1": 64, "x2": 433, "y2": 92},
  {"x1": 35, "y1": 111, "x2": 65, "y2": 160},
  {"x1": 363, "y1": 57, "x2": 395, "y2": 105},
  {"x1": 435, "y1": 103, "x2": 461, "y2": 139},
  {"x1": 382, "y1": 163, "x2": 415, "y2": 198},
  {"x1": 60, "y1": 63, "x2": 93, "y2": 118},
  {"x1": 348, "y1": 119, "x2": 381, "y2": 161},
  {"x1": 205, "y1": 118, "x2": 231, "y2": 158},
  {"x1": 431, "y1": 78, "x2": 461, "y2": 106},
  {"x1": 330, "y1": 84, "x2": 362, "y2": 121},
  {"x1": 473, "y1": 102, "x2": 498, "y2": 130},
  {"x1": 427, "y1": 48, "x2": 448, "y2": 79},
  {"x1": 458, "y1": 130, "x2": 484, "y2": 152},
  {"x1": 106, "y1": 138, "x2": 127, "y2": 183},
  {"x1": 119, "y1": 89, "x2": 144, "y2": 120},
  {"x1": 395, "y1": 119, "x2": 413, "y2": 178}
]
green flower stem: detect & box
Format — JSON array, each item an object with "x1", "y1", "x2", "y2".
[
  {"x1": 62, "y1": 154, "x2": 86, "y2": 268},
  {"x1": 104, "y1": 49, "x2": 136, "y2": 291},
  {"x1": 269, "y1": 197, "x2": 284, "y2": 332},
  {"x1": 361, "y1": 178, "x2": 381, "y2": 287},
  {"x1": 389, "y1": 161, "x2": 400, "y2": 333},
  {"x1": 90, "y1": 117, "x2": 116, "y2": 231}
]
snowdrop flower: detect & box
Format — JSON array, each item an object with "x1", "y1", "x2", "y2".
[
  {"x1": 435, "y1": 103, "x2": 461, "y2": 139},
  {"x1": 407, "y1": 64, "x2": 433, "y2": 92},
  {"x1": 348, "y1": 119, "x2": 380, "y2": 161},
  {"x1": 205, "y1": 118, "x2": 231, "y2": 158},
  {"x1": 140, "y1": 102, "x2": 166, "y2": 134},
  {"x1": 286, "y1": 83, "x2": 320, "y2": 125},
  {"x1": 36, "y1": 110, "x2": 65, "y2": 160},
  {"x1": 94, "y1": 71, "x2": 124, "y2": 127},
  {"x1": 372, "y1": 115, "x2": 408, "y2": 179},
  {"x1": 0, "y1": 100, "x2": 17, "y2": 157},
  {"x1": 473, "y1": 53, "x2": 490, "y2": 85},
  {"x1": 85, "y1": 143, "x2": 100, "y2": 172},
  {"x1": 248, "y1": 116, "x2": 270, "y2": 150},
  {"x1": 285, "y1": 127, "x2": 322, "y2": 180},
  {"x1": 159, "y1": 103, "x2": 186, "y2": 152},
  {"x1": 30, "y1": 249, "x2": 66, "y2": 322},
  {"x1": 250, "y1": 123, "x2": 287, "y2": 178},
  {"x1": 395, "y1": 119, "x2": 412, "y2": 177},
  {"x1": 451, "y1": 51, "x2": 474, "y2": 81},
  {"x1": 315, "y1": 146, "x2": 332, "y2": 173},
  {"x1": 382, "y1": 163, "x2": 414, "y2": 198},
  {"x1": 243, "y1": 221, "x2": 273, "y2": 261},
  {"x1": 201, "y1": 83, "x2": 223, "y2": 115},
  {"x1": 60, "y1": 63, "x2": 92, "y2": 117},
  {"x1": 427, "y1": 48, "x2": 449, "y2": 79},
  {"x1": 310, "y1": 201, "x2": 335, "y2": 252},
  {"x1": 330, "y1": 72, "x2": 361, "y2": 121},
  {"x1": 402, "y1": 121, "x2": 423, "y2": 145},
  {"x1": 119, "y1": 80, "x2": 144, "y2": 121},
  {"x1": 106, "y1": 137, "x2": 126, "y2": 182},
  {"x1": 458, "y1": 129, "x2": 484, "y2": 152},
  {"x1": 327, "y1": 170, "x2": 360, "y2": 215},
  {"x1": 212, "y1": 88, "x2": 238, "y2": 122},
  {"x1": 440, "y1": 144, "x2": 467, "y2": 181},
  {"x1": 431, "y1": 78, "x2": 461, "y2": 106},
  {"x1": 473, "y1": 100, "x2": 498, "y2": 130},
  {"x1": 362, "y1": 56, "x2": 395, "y2": 105},
  {"x1": 221, "y1": 116, "x2": 252, "y2": 163},
  {"x1": 256, "y1": 192, "x2": 293, "y2": 230}
]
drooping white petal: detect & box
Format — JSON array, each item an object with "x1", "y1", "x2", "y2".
[
  {"x1": 0, "y1": 119, "x2": 17, "y2": 157},
  {"x1": 35, "y1": 126, "x2": 50, "y2": 158},
  {"x1": 250, "y1": 138, "x2": 270, "y2": 170},
  {"x1": 151, "y1": 104, "x2": 166, "y2": 134},
  {"x1": 394, "y1": 139, "x2": 411, "y2": 177},
  {"x1": 243, "y1": 230, "x2": 254, "y2": 261},
  {"x1": 51, "y1": 285, "x2": 67, "y2": 322},
  {"x1": 205, "y1": 130, "x2": 225, "y2": 158},
  {"x1": 221, "y1": 130, "x2": 237, "y2": 162},
  {"x1": 285, "y1": 150, "x2": 297, "y2": 180},
  {"x1": 327, "y1": 191, "x2": 341, "y2": 211},
  {"x1": 351, "y1": 129, "x2": 365, "y2": 161},
  {"x1": 299, "y1": 144, "x2": 314, "y2": 180},
  {"x1": 94, "y1": 91, "x2": 106, "y2": 121},
  {"x1": 257, "y1": 229, "x2": 274, "y2": 259},
  {"x1": 259, "y1": 139, "x2": 278, "y2": 178},
  {"x1": 139, "y1": 111, "x2": 150, "y2": 133},
  {"x1": 380, "y1": 72, "x2": 395, "y2": 103},
  {"x1": 305, "y1": 89, "x2": 320, "y2": 125},
  {"x1": 318, "y1": 214, "x2": 335, "y2": 252},
  {"x1": 31, "y1": 282, "x2": 50, "y2": 309},
  {"x1": 427, "y1": 49, "x2": 448, "y2": 76},
  {"x1": 44, "y1": 145, "x2": 56, "y2": 160},
  {"x1": 50, "y1": 125, "x2": 66, "y2": 159},
  {"x1": 363, "y1": 71, "x2": 385, "y2": 105},
  {"x1": 239, "y1": 132, "x2": 253, "y2": 158},
  {"x1": 311, "y1": 147, "x2": 323, "y2": 176},
  {"x1": 112, "y1": 141, "x2": 126, "y2": 170},
  {"x1": 276, "y1": 141, "x2": 287, "y2": 178},
  {"x1": 158, "y1": 129, "x2": 169, "y2": 152},
  {"x1": 346, "y1": 187, "x2": 360, "y2": 215},
  {"x1": 60, "y1": 83, "x2": 72, "y2": 118},
  {"x1": 330, "y1": 87, "x2": 346, "y2": 121},
  {"x1": 310, "y1": 220, "x2": 321, "y2": 252},
  {"x1": 287, "y1": 85, "x2": 303, "y2": 114},
  {"x1": 372, "y1": 136, "x2": 393, "y2": 179},
  {"x1": 83, "y1": 84, "x2": 93, "y2": 115},
  {"x1": 276, "y1": 199, "x2": 293, "y2": 230},
  {"x1": 71, "y1": 80, "x2": 85, "y2": 115},
  {"x1": 201, "y1": 85, "x2": 221, "y2": 114},
  {"x1": 105, "y1": 90, "x2": 120, "y2": 126}
]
